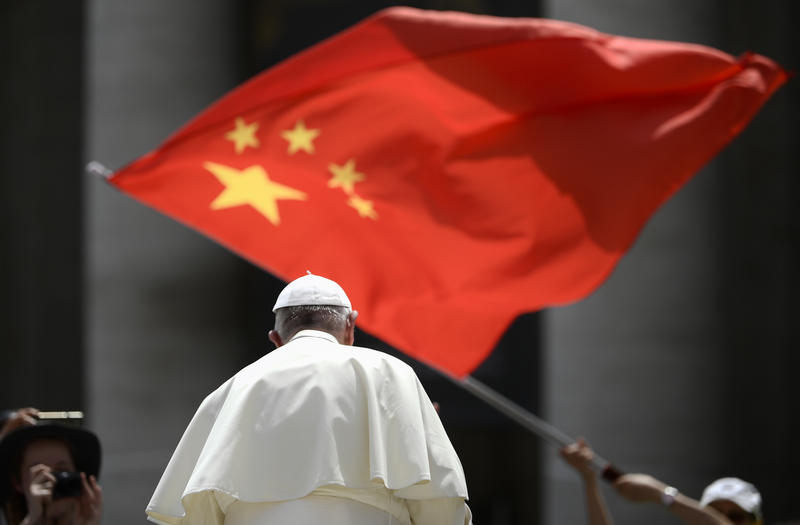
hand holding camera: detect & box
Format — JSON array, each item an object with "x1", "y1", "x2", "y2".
[
  {"x1": 24, "y1": 464, "x2": 57, "y2": 522},
  {"x1": 23, "y1": 465, "x2": 101, "y2": 524}
]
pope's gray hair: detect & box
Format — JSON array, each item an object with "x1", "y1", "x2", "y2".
[{"x1": 273, "y1": 304, "x2": 350, "y2": 340}]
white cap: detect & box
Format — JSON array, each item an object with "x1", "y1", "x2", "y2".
[
  {"x1": 700, "y1": 477, "x2": 762, "y2": 518},
  {"x1": 272, "y1": 272, "x2": 352, "y2": 312}
]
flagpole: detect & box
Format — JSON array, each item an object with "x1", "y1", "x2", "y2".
[{"x1": 440, "y1": 371, "x2": 623, "y2": 482}]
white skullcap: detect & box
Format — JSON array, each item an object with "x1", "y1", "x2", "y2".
[
  {"x1": 272, "y1": 272, "x2": 352, "y2": 312},
  {"x1": 700, "y1": 477, "x2": 762, "y2": 518}
]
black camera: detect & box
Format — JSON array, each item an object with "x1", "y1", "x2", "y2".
[{"x1": 52, "y1": 471, "x2": 82, "y2": 500}]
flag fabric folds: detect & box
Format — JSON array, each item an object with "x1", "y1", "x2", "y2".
[{"x1": 109, "y1": 7, "x2": 786, "y2": 377}]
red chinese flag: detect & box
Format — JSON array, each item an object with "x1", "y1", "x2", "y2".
[{"x1": 109, "y1": 7, "x2": 787, "y2": 377}]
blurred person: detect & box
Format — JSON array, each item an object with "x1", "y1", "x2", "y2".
[
  {"x1": 146, "y1": 273, "x2": 472, "y2": 525},
  {"x1": 561, "y1": 439, "x2": 762, "y2": 525},
  {"x1": 0, "y1": 421, "x2": 103, "y2": 525}
]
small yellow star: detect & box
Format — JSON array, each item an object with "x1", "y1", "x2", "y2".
[
  {"x1": 281, "y1": 120, "x2": 320, "y2": 154},
  {"x1": 204, "y1": 162, "x2": 306, "y2": 225},
  {"x1": 328, "y1": 159, "x2": 365, "y2": 195},
  {"x1": 348, "y1": 195, "x2": 378, "y2": 220},
  {"x1": 225, "y1": 117, "x2": 260, "y2": 154}
]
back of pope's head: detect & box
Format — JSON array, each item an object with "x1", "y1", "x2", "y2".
[{"x1": 269, "y1": 272, "x2": 358, "y2": 347}]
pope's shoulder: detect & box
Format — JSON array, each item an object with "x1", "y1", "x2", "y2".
[
  {"x1": 346, "y1": 342, "x2": 415, "y2": 372},
  {"x1": 196, "y1": 335, "x2": 422, "y2": 414}
]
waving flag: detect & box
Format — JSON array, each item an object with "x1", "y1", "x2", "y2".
[{"x1": 108, "y1": 7, "x2": 787, "y2": 377}]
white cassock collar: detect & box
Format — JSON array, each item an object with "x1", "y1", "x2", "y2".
[{"x1": 288, "y1": 329, "x2": 340, "y2": 345}]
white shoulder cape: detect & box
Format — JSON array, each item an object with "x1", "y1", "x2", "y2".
[{"x1": 146, "y1": 330, "x2": 468, "y2": 524}]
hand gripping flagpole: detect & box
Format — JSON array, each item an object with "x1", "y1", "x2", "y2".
[{"x1": 441, "y1": 371, "x2": 623, "y2": 482}]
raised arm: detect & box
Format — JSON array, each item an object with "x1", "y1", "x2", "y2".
[
  {"x1": 560, "y1": 439, "x2": 614, "y2": 525},
  {"x1": 614, "y1": 474, "x2": 733, "y2": 525}
]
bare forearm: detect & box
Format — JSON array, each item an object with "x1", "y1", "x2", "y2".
[
  {"x1": 583, "y1": 476, "x2": 614, "y2": 525},
  {"x1": 668, "y1": 494, "x2": 732, "y2": 525}
]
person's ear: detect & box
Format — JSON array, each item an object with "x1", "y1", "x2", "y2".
[
  {"x1": 12, "y1": 473, "x2": 22, "y2": 494},
  {"x1": 343, "y1": 310, "x2": 358, "y2": 346},
  {"x1": 268, "y1": 330, "x2": 284, "y2": 348}
]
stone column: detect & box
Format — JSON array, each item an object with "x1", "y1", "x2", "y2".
[
  {"x1": 86, "y1": 2, "x2": 242, "y2": 521},
  {"x1": 0, "y1": 2, "x2": 84, "y2": 411}
]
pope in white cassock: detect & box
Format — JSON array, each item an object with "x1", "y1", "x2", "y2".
[{"x1": 146, "y1": 273, "x2": 473, "y2": 525}]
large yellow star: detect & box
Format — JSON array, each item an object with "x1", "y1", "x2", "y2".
[
  {"x1": 328, "y1": 159, "x2": 365, "y2": 195},
  {"x1": 281, "y1": 120, "x2": 320, "y2": 154},
  {"x1": 225, "y1": 117, "x2": 260, "y2": 154},
  {"x1": 204, "y1": 162, "x2": 306, "y2": 225},
  {"x1": 348, "y1": 195, "x2": 378, "y2": 220}
]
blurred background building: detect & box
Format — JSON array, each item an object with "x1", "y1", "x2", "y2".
[{"x1": 1, "y1": 0, "x2": 797, "y2": 523}]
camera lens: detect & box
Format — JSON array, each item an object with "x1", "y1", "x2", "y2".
[{"x1": 52, "y1": 471, "x2": 83, "y2": 500}]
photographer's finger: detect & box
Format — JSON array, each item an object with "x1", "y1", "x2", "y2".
[
  {"x1": 81, "y1": 473, "x2": 103, "y2": 523},
  {"x1": 33, "y1": 462, "x2": 52, "y2": 473},
  {"x1": 30, "y1": 464, "x2": 55, "y2": 483},
  {"x1": 30, "y1": 463, "x2": 48, "y2": 475},
  {"x1": 80, "y1": 473, "x2": 94, "y2": 500},
  {"x1": 83, "y1": 473, "x2": 103, "y2": 501},
  {"x1": 31, "y1": 479, "x2": 54, "y2": 498},
  {"x1": 90, "y1": 475, "x2": 102, "y2": 497}
]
